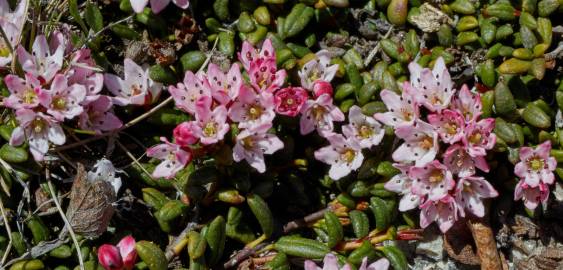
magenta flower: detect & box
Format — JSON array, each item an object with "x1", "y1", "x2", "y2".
[
  {"x1": 408, "y1": 57, "x2": 454, "y2": 112},
  {"x1": 207, "y1": 63, "x2": 242, "y2": 105},
  {"x1": 409, "y1": 160, "x2": 455, "y2": 201},
  {"x1": 342, "y1": 105, "x2": 384, "y2": 149},
  {"x1": 3, "y1": 73, "x2": 45, "y2": 110},
  {"x1": 274, "y1": 86, "x2": 308, "y2": 117},
  {"x1": 16, "y1": 35, "x2": 64, "y2": 84},
  {"x1": 385, "y1": 163, "x2": 420, "y2": 211},
  {"x1": 455, "y1": 176, "x2": 498, "y2": 217},
  {"x1": 300, "y1": 93, "x2": 345, "y2": 136},
  {"x1": 9, "y1": 109, "x2": 66, "y2": 161},
  {"x1": 130, "y1": 0, "x2": 189, "y2": 14},
  {"x1": 298, "y1": 50, "x2": 338, "y2": 90},
  {"x1": 146, "y1": 137, "x2": 192, "y2": 179},
  {"x1": 104, "y1": 58, "x2": 162, "y2": 106},
  {"x1": 312, "y1": 80, "x2": 333, "y2": 98},
  {"x1": 169, "y1": 71, "x2": 211, "y2": 114},
  {"x1": 40, "y1": 74, "x2": 86, "y2": 121},
  {"x1": 98, "y1": 235, "x2": 137, "y2": 270},
  {"x1": 462, "y1": 118, "x2": 496, "y2": 157},
  {"x1": 173, "y1": 122, "x2": 199, "y2": 146},
  {"x1": 233, "y1": 123, "x2": 284, "y2": 173},
  {"x1": 229, "y1": 86, "x2": 275, "y2": 128},
  {"x1": 374, "y1": 84, "x2": 419, "y2": 127},
  {"x1": 392, "y1": 120, "x2": 439, "y2": 166},
  {"x1": 239, "y1": 39, "x2": 276, "y2": 71},
  {"x1": 419, "y1": 195, "x2": 458, "y2": 233},
  {"x1": 514, "y1": 141, "x2": 557, "y2": 188},
  {"x1": 427, "y1": 109, "x2": 465, "y2": 144},
  {"x1": 514, "y1": 181, "x2": 550, "y2": 210},
  {"x1": 248, "y1": 58, "x2": 286, "y2": 93},
  {"x1": 443, "y1": 144, "x2": 489, "y2": 177},
  {"x1": 314, "y1": 133, "x2": 364, "y2": 180},
  {"x1": 78, "y1": 96, "x2": 123, "y2": 133},
  {"x1": 451, "y1": 85, "x2": 482, "y2": 122},
  {"x1": 304, "y1": 253, "x2": 389, "y2": 270},
  {"x1": 192, "y1": 97, "x2": 230, "y2": 145}
]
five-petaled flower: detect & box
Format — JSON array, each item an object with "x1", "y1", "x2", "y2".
[
  {"x1": 146, "y1": 137, "x2": 192, "y2": 179},
  {"x1": 374, "y1": 83, "x2": 419, "y2": 127},
  {"x1": 342, "y1": 105, "x2": 384, "y2": 149},
  {"x1": 300, "y1": 93, "x2": 345, "y2": 136},
  {"x1": 314, "y1": 133, "x2": 364, "y2": 180},
  {"x1": 298, "y1": 50, "x2": 339, "y2": 91},
  {"x1": 169, "y1": 70, "x2": 211, "y2": 114},
  {"x1": 104, "y1": 58, "x2": 162, "y2": 106},
  {"x1": 408, "y1": 57, "x2": 454, "y2": 112},
  {"x1": 232, "y1": 123, "x2": 284, "y2": 173},
  {"x1": 273, "y1": 86, "x2": 308, "y2": 117}
]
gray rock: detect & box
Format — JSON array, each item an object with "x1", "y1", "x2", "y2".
[{"x1": 415, "y1": 226, "x2": 444, "y2": 261}]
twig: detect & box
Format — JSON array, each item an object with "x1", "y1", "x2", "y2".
[
  {"x1": 224, "y1": 242, "x2": 269, "y2": 269},
  {"x1": 283, "y1": 208, "x2": 328, "y2": 233},
  {"x1": 165, "y1": 206, "x2": 200, "y2": 261},
  {"x1": 0, "y1": 196, "x2": 13, "y2": 266},
  {"x1": 363, "y1": 26, "x2": 394, "y2": 67},
  {"x1": 251, "y1": 254, "x2": 277, "y2": 265},
  {"x1": 45, "y1": 168, "x2": 84, "y2": 270},
  {"x1": 545, "y1": 41, "x2": 563, "y2": 61},
  {"x1": 80, "y1": 14, "x2": 134, "y2": 49},
  {"x1": 28, "y1": 192, "x2": 70, "y2": 218}
]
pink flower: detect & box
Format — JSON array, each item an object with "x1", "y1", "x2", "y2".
[
  {"x1": 342, "y1": 105, "x2": 384, "y2": 149},
  {"x1": 173, "y1": 122, "x2": 198, "y2": 146},
  {"x1": 427, "y1": 109, "x2": 465, "y2": 144},
  {"x1": 314, "y1": 133, "x2": 364, "y2": 180},
  {"x1": 192, "y1": 97, "x2": 230, "y2": 145},
  {"x1": 443, "y1": 144, "x2": 489, "y2": 177},
  {"x1": 146, "y1": 137, "x2": 192, "y2": 179},
  {"x1": 385, "y1": 163, "x2": 420, "y2": 211},
  {"x1": 233, "y1": 123, "x2": 284, "y2": 173},
  {"x1": 455, "y1": 176, "x2": 498, "y2": 217},
  {"x1": 117, "y1": 236, "x2": 137, "y2": 270},
  {"x1": 16, "y1": 35, "x2": 64, "y2": 84},
  {"x1": 409, "y1": 160, "x2": 455, "y2": 201},
  {"x1": 40, "y1": 74, "x2": 86, "y2": 121},
  {"x1": 408, "y1": 57, "x2": 454, "y2": 112},
  {"x1": 9, "y1": 109, "x2": 65, "y2": 161},
  {"x1": 0, "y1": 0, "x2": 25, "y2": 66},
  {"x1": 514, "y1": 181, "x2": 550, "y2": 210},
  {"x1": 392, "y1": 120, "x2": 439, "y2": 166},
  {"x1": 374, "y1": 84, "x2": 419, "y2": 127},
  {"x1": 304, "y1": 253, "x2": 389, "y2": 270},
  {"x1": 514, "y1": 141, "x2": 557, "y2": 188},
  {"x1": 462, "y1": 118, "x2": 496, "y2": 157},
  {"x1": 248, "y1": 58, "x2": 286, "y2": 93},
  {"x1": 66, "y1": 48, "x2": 104, "y2": 102},
  {"x1": 207, "y1": 63, "x2": 242, "y2": 105},
  {"x1": 274, "y1": 86, "x2": 308, "y2": 117},
  {"x1": 419, "y1": 195, "x2": 458, "y2": 233},
  {"x1": 97, "y1": 235, "x2": 137, "y2": 270},
  {"x1": 130, "y1": 0, "x2": 189, "y2": 14},
  {"x1": 3, "y1": 74, "x2": 45, "y2": 110},
  {"x1": 229, "y1": 86, "x2": 275, "y2": 128},
  {"x1": 451, "y1": 85, "x2": 482, "y2": 122},
  {"x1": 78, "y1": 96, "x2": 123, "y2": 133},
  {"x1": 238, "y1": 39, "x2": 276, "y2": 71},
  {"x1": 169, "y1": 71, "x2": 211, "y2": 114},
  {"x1": 298, "y1": 50, "x2": 338, "y2": 90},
  {"x1": 312, "y1": 81, "x2": 333, "y2": 98},
  {"x1": 98, "y1": 244, "x2": 122, "y2": 270},
  {"x1": 300, "y1": 93, "x2": 345, "y2": 136},
  {"x1": 104, "y1": 58, "x2": 162, "y2": 106}
]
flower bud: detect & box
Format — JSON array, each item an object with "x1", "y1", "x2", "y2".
[
  {"x1": 312, "y1": 81, "x2": 333, "y2": 98},
  {"x1": 117, "y1": 236, "x2": 137, "y2": 270},
  {"x1": 173, "y1": 122, "x2": 198, "y2": 146},
  {"x1": 98, "y1": 244, "x2": 123, "y2": 270}
]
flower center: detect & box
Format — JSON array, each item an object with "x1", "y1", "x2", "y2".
[
  {"x1": 203, "y1": 122, "x2": 217, "y2": 137},
  {"x1": 32, "y1": 118, "x2": 46, "y2": 133},
  {"x1": 463, "y1": 181, "x2": 473, "y2": 193},
  {"x1": 53, "y1": 97, "x2": 66, "y2": 110},
  {"x1": 401, "y1": 108, "x2": 412, "y2": 121},
  {"x1": 341, "y1": 149, "x2": 356, "y2": 163},
  {"x1": 430, "y1": 95, "x2": 442, "y2": 105},
  {"x1": 419, "y1": 136, "x2": 433, "y2": 150},
  {"x1": 309, "y1": 68, "x2": 320, "y2": 82},
  {"x1": 359, "y1": 125, "x2": 372, "y2": 138},
  {"x1": 248, "y1": 105, "x2": 262, "y2": 120},
  {"x1": 286, "y1": 98, "x2": 294, "y2": 105},
  {"x1": 242, "y1": 137, "x2": 254, "y2": 149},
  {"x1": 444, "y1": 123, "x2": 457, "y2": 135},
  {"x1": 131, "y1": 84, "x2": 142, "y2": 96},
  {"x1": 428, "y1": 170, "x2": 444, "y2": 183},
  {"x1": 312, "y1": 105, "x2": 326, "y2": 121},
  {"x1": 469, "y1": 132, "x2": 482, "y2": 144},
  {"x1": 0, "y1": 43, "x2": 10, "y2": 58},
  {"x1": 528, "y1": 156, "x2": 544, "y2": 171},
  {"x1": 167, "y1": 152, "x2": 176, "y2": 161},
  {"x1": 23, "y1": 89, "x2": 36, "y2": 104}
]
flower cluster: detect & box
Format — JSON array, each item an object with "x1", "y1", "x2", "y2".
[
  {"x1": 98, "y1": 235, "x2": 137, "y2": 270},
  {"x1": 5, "y1": 32, "x2": 126, "y2": 161},
  {"x1": 382, "y1": 58, "x2": 499, "y2": 233},
  {"x1": 513, "y1": 141, "x2": 557, "y2": 210},
  {"x1": 304, "y1": 253, "x2": 389, "y2": 270}
]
